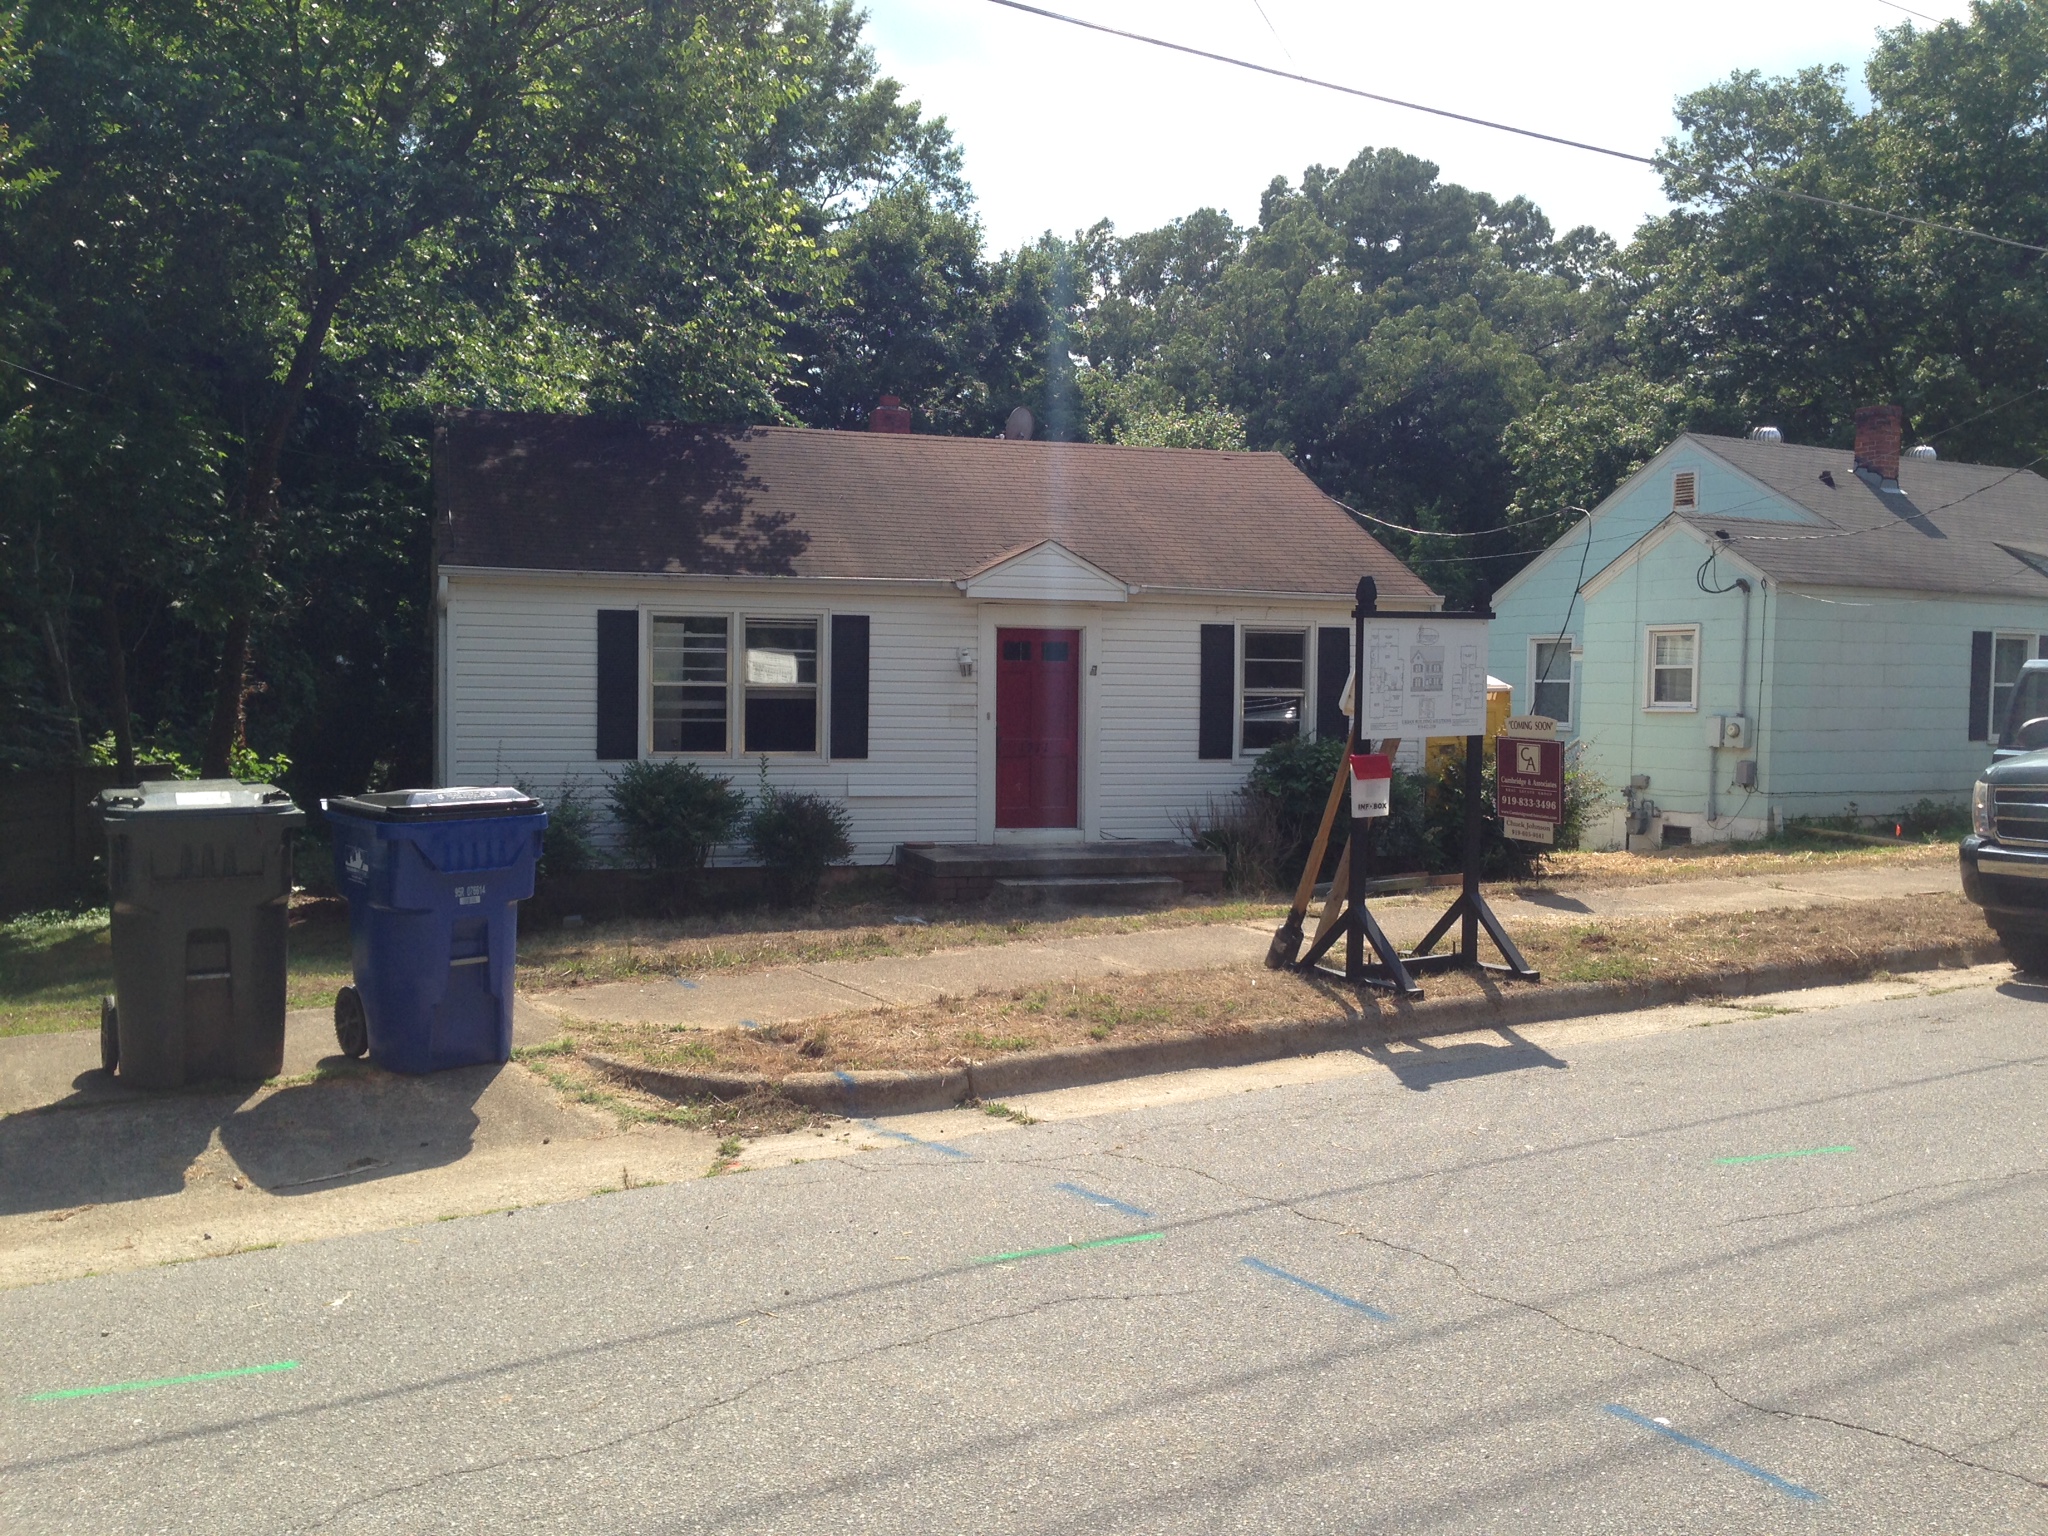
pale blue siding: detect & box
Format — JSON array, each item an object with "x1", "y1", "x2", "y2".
[
  {"x1": 1491, "y1": 433, "x2": 2048, "y2": 843},
  {"x1": 1488, "y1": 441, "x2": 1815, "y2": 738}
]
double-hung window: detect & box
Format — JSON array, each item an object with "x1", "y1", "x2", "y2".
[
  {"x1": 1991, "y1": 632, "x2": 2033, "y2": 737},
  {"x1": 651, "y1": 617, "x2": 730, "y2": 752},
  {"x1": 1645, "y1": 626, "x2": 1698, "y2": 711},
  {"x1": 1241, "y1": 629, "x2": 1306, "y2": 752},
  {"x1": 1530, "y1": 636, "x2": 1574, "y2": 727},
  {"x1": 744, "y1": 619, "x2": 819, "y2": 753}
]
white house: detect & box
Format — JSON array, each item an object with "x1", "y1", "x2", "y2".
[{"x1": 432, "y1": 409, "x2": 1437, "y2": 864}]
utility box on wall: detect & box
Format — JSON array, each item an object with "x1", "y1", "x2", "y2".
[{"x1": 1704, "y1": 714, "x2": 1750, "y2": 748}]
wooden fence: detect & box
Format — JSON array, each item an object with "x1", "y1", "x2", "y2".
[{"x1": 0, "y1": 767, "x2": 121, "y2": 915}]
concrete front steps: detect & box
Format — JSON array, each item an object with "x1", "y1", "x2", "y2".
[{"x1": 896, "y1": 840, "x2": 1226, "y2": 906}]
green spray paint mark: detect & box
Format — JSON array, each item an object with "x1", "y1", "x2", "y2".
[
  {"x1": 1713, "y1": 1146, "x2": 1855, "y2": 1165},
  {"x1": 976, "y1": 1232, "x2": 1163, "y2": 1265},
  {"x1": 28, "y1": 1361, "x2": 300, "y2": 1402}
]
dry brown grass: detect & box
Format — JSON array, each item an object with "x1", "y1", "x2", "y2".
[
  {"x1": 518, "y1": 842, "x2": 1956, "y2": 993},
  {"x1": 558, "y1": 891, "x2": 1994, "y2": 1080},
  {"x1": 1522, "y1": 842, "x2": 1952, "y2": 891},
  {"x1": 516, "y1": 895, "x2": 1288, "y2": 991}
]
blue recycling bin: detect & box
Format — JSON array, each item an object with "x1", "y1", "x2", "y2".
[{"x1": 322, "y1": 788, "x2": 547, "y2": 1074}]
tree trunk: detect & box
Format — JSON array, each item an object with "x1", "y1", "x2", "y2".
[
  {"x1": 39, "y1": 607, "x2": 85, "y2": 762},
  {"x1": 200, "y1": 279, "x2": 349, "y2": 777},
  {"x1": 102, "y1": 582, "x2": 137, "y2": 786}
]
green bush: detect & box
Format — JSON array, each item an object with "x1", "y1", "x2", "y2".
[
  {"x1": 745, "y1": 779, "x2": 854, "y2": 907},
  {"x1": 522, "y1": 779, "x2": 603, "y2": 877},
  {"x1": 606, "y1": 760, "x2": 743, "y2": 878}
]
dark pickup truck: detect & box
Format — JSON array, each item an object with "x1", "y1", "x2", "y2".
[{"x1": 1962, "y1": 659, "x2": 2048, "y2": 969}]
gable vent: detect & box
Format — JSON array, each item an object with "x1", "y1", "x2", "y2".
[{"x1": 1672, "y1": 471, "x2": 1698, "y2": 510}]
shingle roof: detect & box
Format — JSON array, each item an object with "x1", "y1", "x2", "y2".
[
  {"x1": 1681, "y1": 433, "x2": 2048, "y2": 598},
  {"x1": 432, "y1": 411, "x2": 1437, "y2": 604}
]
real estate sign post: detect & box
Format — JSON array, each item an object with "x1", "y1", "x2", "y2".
[
  {"x1": 1286, "y1": 577, "x2": 1541, "y2": 993},
  {"x1": 1497, "y1": 715, "x2": 1563, "y2": 845}
]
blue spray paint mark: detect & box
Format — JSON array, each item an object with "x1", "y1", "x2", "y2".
[
  {"x1": 673, "y1": 978, "x2": 698, "y2": 989},
  {"x1": 1242, "y1": 1257, "x2": 1394, "y2": 1321},
  {"x1": 738, "y1": 1019, "x2": 760, "y2": 1029},
  {"x1": 1053, "y1": 1181, "x2": 1156, "y2": 1219},
  {"x1": 858, "y1": 1119, "x2": 970, "y2": 1160},
  {"x1": 1604, "y1": 1405, "x2": 1822, "y2": 1502}
]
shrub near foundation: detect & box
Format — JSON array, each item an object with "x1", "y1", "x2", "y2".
[
  {"x1": 607, "y1": 761, "x2": 744, "y2": 909},
  {"x1": 746, "y1": 783, "x2": 854, "y2": 908}
]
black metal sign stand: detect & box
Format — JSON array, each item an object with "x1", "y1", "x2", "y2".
[{"x1": 1293, "y1": 576, "x2": 1541, "y2": 995}]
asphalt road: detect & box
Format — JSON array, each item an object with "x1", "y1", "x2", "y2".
[{"x1": 3, "y1": 978, "x2": 2044, "y2": 1534}]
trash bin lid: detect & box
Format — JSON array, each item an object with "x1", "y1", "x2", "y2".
[
  {"x1": 322, "y1": 786, "x2": 543, "y2": 822},
  {"x1": 98, "y1": 779, "x2": 301, "y2": 819}
]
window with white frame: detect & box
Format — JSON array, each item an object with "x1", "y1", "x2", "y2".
[
  {"x1": 651, "y1": 616, "x2": 730, "y2": 752},
  {"x1": 1241, "y1": 628, "x2": 1307, "y2": 752},
  {"x1": 1529, "y1": 636, "x2": 1574, "y2": 726},
  {"x1": 743, "y1": 618, "x2": 819, "y2": 753},
  {"x1": 1991, "y1": 632, "x2": 2033, "y2": 738},
  {"x1": 1645, "y1": 626, "x2": 1698, "y2": 710}
]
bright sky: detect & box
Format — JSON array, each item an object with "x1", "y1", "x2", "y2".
[{"x1": 861, "y1": 0, "x2": 1975, "y2": 255}]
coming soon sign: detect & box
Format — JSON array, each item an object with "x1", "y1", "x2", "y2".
[{"x1": 1497, "y1": 716, "x2": 1563, "y2": 845}]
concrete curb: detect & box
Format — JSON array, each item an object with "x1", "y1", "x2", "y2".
[{"x1": 580, "y1": 939, "x2": 1999, "y2": 1117}]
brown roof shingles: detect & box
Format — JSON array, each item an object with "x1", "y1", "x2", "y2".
[{"x1": 433, "y1": 411, "x2": 1437, "y2": 604}]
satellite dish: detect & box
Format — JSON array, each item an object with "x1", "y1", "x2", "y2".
[{"x1": 1004, "y1": 406, "x2": 1035, "y2": 441}]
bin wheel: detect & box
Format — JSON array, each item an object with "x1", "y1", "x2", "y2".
[
  {"x1": 335, "y1": 986, "x2": 369, "y2": 1060},
  {"x1": 100, "y1": 996, "x2": 119, "y2": 1075}
]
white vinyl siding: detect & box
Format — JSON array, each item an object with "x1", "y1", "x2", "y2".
[{"x1": 443, "y1": 572, "x2": 1376, "y2": 858}]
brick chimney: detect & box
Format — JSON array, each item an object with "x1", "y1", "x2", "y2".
[
  {"x1": 1854, "y1": 404, "x2": 1903, "y2": 485},
  {"x1": 868, "y1": 394, "x2": 912, "y2": 434}
]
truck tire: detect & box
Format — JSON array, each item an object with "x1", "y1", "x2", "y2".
[
  {"x1": 1997, "y1": 931, "x2": 2048, "y2": 976},
  {"x1": 335, "y1": 985, "x2": 369, "y2": 1060},
  {"x1": 100, "y1": 996, "x2": 119, "y2": 1075}
]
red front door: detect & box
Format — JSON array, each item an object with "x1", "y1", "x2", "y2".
[{"x1": 996, "y1": 628, "x2": 1081, "y2": 828}]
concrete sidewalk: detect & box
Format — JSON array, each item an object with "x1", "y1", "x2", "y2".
[{"x1": 529, "y1": 859, "x2": 1962, "y2": 1032}]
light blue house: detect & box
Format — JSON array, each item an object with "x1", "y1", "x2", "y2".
[{"x1": 1489, "y1": 407, "x2": 2048, "y2": 848}]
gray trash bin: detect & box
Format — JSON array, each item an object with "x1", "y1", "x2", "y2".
[{"x1": 98, "y1": 779, "x2": 306, "y2": 1088}]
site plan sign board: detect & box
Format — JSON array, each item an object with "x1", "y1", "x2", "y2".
[
  {"x1": 1498, "y1": 715, "x2": 1563, "y2": 844},
  {"x1": 1359, "y1": 616, "x2": 1491, "y2": 737}
]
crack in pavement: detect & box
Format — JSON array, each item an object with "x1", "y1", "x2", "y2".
[
  {"x1": 290, "y1": 1285, "x2": 1201, "y2": 1533},
  {"x1": 1102, "y1": 1147, "x2": 2048, "y2": 1494},
  {"x1": 1719, "y1": 1165, "x2": 2048, "y2": 1227}
]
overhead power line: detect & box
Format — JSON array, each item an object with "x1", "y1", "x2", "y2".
[
  {"x1": 978, "y1": 0, "x2": 1657, "y2": 165},
  {"x1": 980, "y1": 0, "x2": 2048, "y2": 257}
]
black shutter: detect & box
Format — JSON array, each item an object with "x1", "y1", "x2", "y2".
[
  {"x1": 1968, "y1": 629, "x2": 1992, "y2": 742},
  {"x1": 830, "y1": 614, "x2": 870, "y2": 760},
  {"x1": 596, "y1": 609, "x2": 639, "y2": 760},
  {"x1": 2037, "y1": 635, "x2": 2048, "y2": 659},
  {"x1": 1199, "y1": 624, "x2": 1235, "y2": 759},
  {"x1": 1316, "y1": 626, "x2": 1351, "y2": 741}
]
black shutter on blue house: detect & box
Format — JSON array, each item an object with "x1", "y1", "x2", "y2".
[
  {"x1": 596, "y1": 610, "x2": 640, "y2": 760},
  {"x1": 1199, "y1": 624, "x2": 1236, "y2": 759},
  {"x1": 2037, "y1": 635, "x2": 2048, "y2": 660},
  {"x1": 1969, "y1": 630, "x2": 1993, "y2": 742},
  {"x1": 829, "y1": 614, "x2": 870, "y2": 760},
  {"x1": 1316, "y1": 626, "x2": 1351, "y2": 741}
]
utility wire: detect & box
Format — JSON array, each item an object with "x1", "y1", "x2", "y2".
[
  {"x1": 1245, "y1": 0, "x2": 1295, "y2": 64},
  {"x1": 1922, "y1": 384, "x2": 2047, "y2": 443},
  {"x1": 1723, "y1": 451, "x2": 2048, "y2": 542},
  {"x1": 1874, "y1": 0, "x2": 1946, "y2": 23},
  {"x1": 979, "y1": 0, "x2": 1657, "y2": 165},
  {"x1": 979, "y1": 0, "x2": 2048, "y2": 256}
]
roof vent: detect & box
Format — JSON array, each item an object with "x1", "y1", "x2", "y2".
[
  {"x1": 1672, "y1": 470, "x2": 1698, "y2": 510},
  {"x1": 868, "y1": 395, "x2": 912, "y2": 434},
  {"x1": 1748, "y1": 426, "x2": 1782, "y2": 443},
  {"x1": 1906, "y1": 444, "x2": 1937, "y2": 460}
]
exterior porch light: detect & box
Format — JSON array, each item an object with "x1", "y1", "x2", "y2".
[{"x1": 958, "y1": 648, "x2": 976, "y2": 677}]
